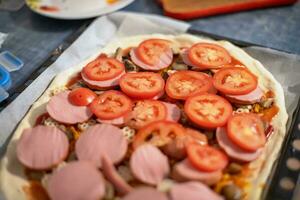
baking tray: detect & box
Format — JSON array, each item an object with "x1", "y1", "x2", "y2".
[{"x1": 0, "y1": 24, "x2": 299, "y2": 200}]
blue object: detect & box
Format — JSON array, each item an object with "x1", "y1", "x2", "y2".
[{"x1": 0, "y1": 64, "x2": 11, "y2": 90}]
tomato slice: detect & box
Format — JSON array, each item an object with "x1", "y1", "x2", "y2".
[
  {"x1": 165, "y1": 71, "x2": 214, "y2": 100},
  {"x1": 133, "y1": 120, "x2": 185, "y2": 149},
  {"x1": 68, "y1": 88, "x2": 97, "y2": 106},
  {"x1": 89, "y1": 90, "x2": 132, "y2": 120},
  {"x1": 120, "y1": 72, "x2": 165, "y2": 99},
  {"x1": 227, "y1": 113, "x2": 266, "y2": 152},
  {"x1": 82, "y1": 57, "x2": 125, "y2": 81},
  {"x1": 125, "y1": 100, "x2": 167, "y2": 129},
  {"x1": 213, "y1": 67, "x2": 258, "y2": 95},
  {"x1": 184, "y1": 93, "x2": 232, "y2": 129},
  {"x1": 187, "y1": 144, "x2": 228, "y2": 172},
  {"x1": 136, "y1": 39, "x2": 172, "y2": 66},
  {"x1": 188, "y1": 43, "x2": 231, "y2": 69}
]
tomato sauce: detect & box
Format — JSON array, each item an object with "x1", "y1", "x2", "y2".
[
  {"x1": 66, "y1": 72, "x2": 82, "y2": 88},
  {"x1": 262, "y1": 105, "x2": 279, "y2": 123},
  {"x1": 23, "y1": 181, "x2": 50, "y2": 200},
  {"x1": 35, "y1": 113, "x2": 50, "y2": 126}
]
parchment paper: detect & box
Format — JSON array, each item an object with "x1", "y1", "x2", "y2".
[{"x1": 0, "y1": 11, "x2": 299, "y2": 154}]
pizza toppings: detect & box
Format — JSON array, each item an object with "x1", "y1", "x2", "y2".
[
  {"x1": 47, "y1": 161, "x2": 105, "y2": 200},
  {"x1": 165, "y1": 71, "x2": 214, "y2": 100},
  {"x1": 169, "y1": 182, "x2": 224, "y2": 200},
  {"x1": 47, "y1": 91, "x2": 93, "y2": 124},
  {"x1": 184, "y1": 93, "x2": 233, "y2": 129},
  {"x1": 75, "y1": 124, "x2": 128, "y2": 168},
  {"x1": 186, "y1": 143, "x2": 229, "y2": 172},
  {"x1": 132, "y1": 120, "x2": 185, "y2": 149},
  {"x1": 89, "y1": 90, "x2": 132, "y2": 120},
  {"x1": 130, "y1": 39, "x2": 173, "y2": 71},
  {"x1": 125, "y1": 100, "x2": 167, "y2": 129},
  {"x1": 17, "y1": 126, "x2": 69, "y2": 170},
  {"x1": 101, "y1": 155, "x2": 133, "y2": 196},
  {"x1": 120, "y1": 72, "x2": 165, "y2": 99},
  {"x1": 122, "y1": 187, "x2": 168, "y2": 200},
  {"x1": 130, "y1": 144, "x2": 170, "y2": 185},
  {"x1": 17, "y1": 37, "x2": 279, "y2": 200},
  {"x1": 172, "y1": 159, "x2": 222, "y2": 186},
  {"x1": 227, "y1": 113, "x2": 266, "y2": 152},
  {"x1": 68, "y1": 88, "x2": 97, "y2": 106},
  {"x1": 187, "y1": 43, "x2": 232, "y2": 69},
  {"x1": 83, "y1": 57, "x2": 125, "y2": 81},
  {"x1": 216, "y1": 127, "x2": 262, "y2": 162},
  {"x1": 213, "y1": 67, "x2": 258, "y2": 95}
]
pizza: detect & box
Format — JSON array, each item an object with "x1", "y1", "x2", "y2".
[{"x1": 0, "y1": 34, "x2": 288, "y2": 200}]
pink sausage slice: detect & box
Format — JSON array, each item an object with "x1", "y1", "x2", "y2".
[
  {"x1": 181, "y1": 50, "x2": 203, "y2": 69},
  {"x1": 130, "y1": 48, "x2": 173, "y2": 71},
  {"x1": 130, "y1": 144, "x2": 170, "y2": 185},
  {"x1": 47, "y1": 161, "x2": 105, "y2": 200},
  {"x1": 170, "y1": 182, "x2": 224, "y2": 200},
  {"x1": 75, "y1": 124, "x2": 128, "y2": 168},
  {"x1": 216, "y1": 127, "x2": 262, "y2": 162},
  {"x1": 163, "y1": 102, "x2": 181, "y2": 122},
  {"x1": 97, "y1": 115, "x2": 127, "y2": 126},
  {"x1": 225, "y1": 86, "x2": 264, "y2": 104},
  {"x1": 47, "y1": 91, "x2": 93, "y2": 124},
  {"x1": 81, "y1": 70, "x2": 125, "y2": 89},
  {"x1": 102, "y1": 155, "x2": 133, "y2": 196},
  {"x1": 17, "y1": 125, "x2": 69, "y2": 170},
  {"x1": 172, "y1": 159, "x2": 222, "y2": 186},
  {"x1": 122, "y1": 187, "x2": 168, "y2": 200}
]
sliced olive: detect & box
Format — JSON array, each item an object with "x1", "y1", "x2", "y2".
[
  {"x1": 222, "y1": 184, "x2": 242, "y2": 200},
  {"x1": 124, "y1": 59, "x2": 139, "y2": 72},
  {"x1": 227, "y1": 163, "x2": 242, "y2": 174},
  {"x1": 171, "y1": 63, "x2": 188, "y2": 71},
  {"x1": 114, "y1": 47, "x2": 123, "y2": 61}
]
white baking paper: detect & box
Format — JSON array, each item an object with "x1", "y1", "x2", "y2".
[{"x1": 0, "y1": 32, "x2": 7, "y2": 49}]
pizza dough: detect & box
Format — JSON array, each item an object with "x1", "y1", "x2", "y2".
[{"x1": 0, "y1": 34, "x2": 288, "y2": 200}]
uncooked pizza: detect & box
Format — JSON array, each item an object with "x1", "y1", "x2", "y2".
[{"x1": 0, "y1": 34, "x2": 288, "y2": 200}]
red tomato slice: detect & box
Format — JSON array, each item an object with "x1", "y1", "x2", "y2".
[
  {"x1": 188, "y1": 43, "x2": 231, "y2": 69},
  {"x1": 187, "y1": 144, "x2": 228, "y2": 172},
  {"x1": 165, "y1": 71, "x2": 214, "y2": 100},
  {"x1": 136, "y1": 39, "x2": 172, "y2": 66},
  {"x1": 125, "y1": 100, "x2": 167, "y2": 129},
  {"x1": 227, "y1": 113, "x2": 266, "y2": 152},
  {"x1": 133, "y1": 120, "x2": 185, "y2": 149},
  {"x1": 184, "y1": 93, "x2": 232, "y2": 129},
  {"x1": 82, "y1": 57, "x2": 125, "y2": 81},
  {"x1": 89, "y1": 90, "x2": 132, "y2": 120},
  {"x1": 213, "y1": 67, "x2": 258, "y2": 95},
  {"x1": 120, "y1": 72, "x2": 165, "y2": 99},
  {"x1": 68, "y1": 88, "x2": 97, "y2": 106}
]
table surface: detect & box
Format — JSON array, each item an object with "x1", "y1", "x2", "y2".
[{"x1": 0, "y1": 0, "x2": 299, "y2": 96}]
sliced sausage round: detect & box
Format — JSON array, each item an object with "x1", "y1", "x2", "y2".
[
  {"x1": 97, "y1": 115, "x2": 127, "y2": 126},
  {"x1": 122, "y1": 187, "x2": 168, "y2": 200},
  {"x1": 101, "y1": 155, "x2": 133, "y2": 196},
  {"x1": 225, "y1": 86, "x2": 264, "y2": 104},
  {"x1": 47, "y1": 91, "x2": 93, "y2": 124},
  {"x1": 47, "y1": 161, "x2": 105, "y2": 200},
  {"x1": 17, "y1": 125, "x2": 69, "y2": 170},
  {"x1": 75, "y1": 124, "x2": 128, "y2": 168},
  {"x1": 172, "y1": 159, "x2": 222, "y2": 186},
  {"x1": 130, "y1": 48, "x2": 173, "y2": 71},
  {"x1": 81, "y1": 70, "x2": 125, "y2": 90},
  {"x1": 169, "y1": 182, "x2": 224, "y2": 200},
  {"x1": 216, "y1": 127, "x2": 262, "y2": 162},
  {"x1": 163, "y1": 102, "x2": 181, "y2": 122},
  {"x1": 181, "y1": 50, "x2": 198, "y2": 68},
  {"x1": 130, "y1": 144, "x2": 170, "y2": 185}
]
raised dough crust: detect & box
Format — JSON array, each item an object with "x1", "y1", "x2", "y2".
[{"x1": 0, "y1": 34, "x2": 288, "y2": 200}]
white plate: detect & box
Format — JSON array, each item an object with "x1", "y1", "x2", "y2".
[{"x1": 25, "y1": 0, "x2": 135, "y2": 20}]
